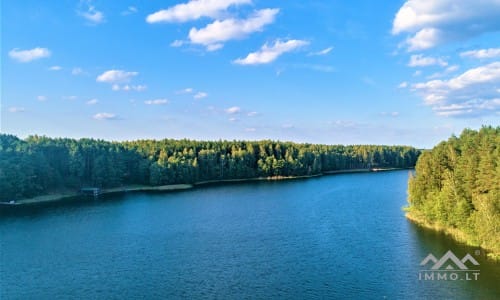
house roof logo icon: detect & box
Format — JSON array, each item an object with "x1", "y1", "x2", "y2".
[{"x1": 420, "y1": 250, "x2": 479, "y2": 270}]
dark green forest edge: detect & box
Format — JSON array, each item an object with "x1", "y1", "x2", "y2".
[
  {"x1": 0, "y1": 134, "x2": 420, "y2": 203},
  {"x1": 407, "y1": 126, "x2": 499, "y2": 259}
]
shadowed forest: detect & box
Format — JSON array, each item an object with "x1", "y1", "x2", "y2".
[{"x1": 0, "y1": 134, "x2": 420, "y2": 201}]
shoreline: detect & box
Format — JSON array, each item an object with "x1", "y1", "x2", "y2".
[
  {"x1": 2, "y1": 167, "x2": 407, "y2": 207},
  {"x1": 405, "y1": 211, "x2": 500, "y2": 260}
]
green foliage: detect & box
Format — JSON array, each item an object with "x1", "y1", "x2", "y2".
[
  {"x1": 0, "y1": 135, "x2": 420, "y2": 201},
  {"x1": 408, "y1": 126, "x2": 500, "y2": 254}
]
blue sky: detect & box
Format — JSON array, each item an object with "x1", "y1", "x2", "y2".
[{"x1": 1, "y1": 0, "x2": 499, "y2": 148}]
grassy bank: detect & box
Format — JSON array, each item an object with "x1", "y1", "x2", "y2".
[
  {"x1": 4, "y1": 184, "x2": 194, "y2": 206},
  {"x1": 4, "y1": 168, "x2": 405, "y2": 207},
  {"x1": 405, "y1": 210, "x2": 500, "y2": 260}
]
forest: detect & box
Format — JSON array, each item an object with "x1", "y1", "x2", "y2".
[
  {"x1": 0, "y1": 134, "x2": 420, "y2": 201},
  {"x1": 407, "y1": 126, "x2": 499, "y2": 257}
]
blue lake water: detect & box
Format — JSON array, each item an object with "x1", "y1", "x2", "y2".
[{"x1": 1, "y1": 170, "x2": 499, "y2": 299}]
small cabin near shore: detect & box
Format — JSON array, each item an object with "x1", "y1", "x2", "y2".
[{"x1": 80, "y1": 187, "x2": 101, "y2": 197}]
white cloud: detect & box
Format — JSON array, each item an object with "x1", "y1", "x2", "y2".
[
  {"x1": 146, "y1": 0, "x2": 252, "y2": 23},
  {"x1": 225, "y1": 106, "x2": 241, "y2": 114},
  {"x1": 392, "y1": 0, "x2": 500, "y2": 51},
  {"x1": 446, "y1": 65, "x2": 459, "y2": 72},
  {"x1": 245, "y1": 127, "x2": 256, "y2": 132},
  {"x1": 381, "y1": 112, "x2": 400, "y2": 117},
  {"x1": 294, "y1": 64, "x2": 335, "y2": 73},
  {"x1": 189, "y1": 8, "x2": 279, "y2": 50},
  {"x1": 308, "y1": 47, "x2": 333, "y2": 56},
  {"x1": 408, "y1": 54, "x2": 447, "y2": 67},
  {"x1": 78, "y1": 1, "x2": 105, "y2": 24},
  {"x1": 234, "y1": 39, "x2": 308, "y2": 65},
  {"x1": 72, "y1": 67, "x2": 84, "y2": 75},
  {"x1": 49, "y1": 66, "x2": 62, "y2": 71},
  {"x1": 144, "y1": 99, "x2": 169, "y2": 105},
  {"x1": 121, "y1": 6, "x2": 138, "y2": 16},
  {"x1": 398, "y1": 81, "x2": 408, "y2": 88},
  {"x1": 229, "y1": 117, "x2": 238, "y2": 122},
  {"x1": 412, "y1": 61, "x2": 500, "y2": 117},
  {"x1": 170, "y1": 40, "x2": 185, "y2": 47},
  {"x1": 206, "y1": 43, "x2": 224, "y2": 51},
  {"x1": 427, "y1": 65, "x2": 460, "y2": 79},
  {"x1": 460, "y1": 48, "x2": 500, "y2": 59},
  {"x1": 9, "y1": 47, "x2": 51, "y2": 62},
  {"x1": 194, "y1": 92, "x2": 208, "y2": 99},
  {"x1": 86, "y1": 98, "x2": 99, "y2": 105},
  {"x1": 62, "y1": 96, "x2": 77, "y2": 101},
  {"x1": 93, "y1": 112, "x2": 116, "y2": 120},
  {"x1": 97, "y1": 70, "x2": 138, "y2": 83},
  {"x1": 247, "y1": 111, "x2": 258, "y2": 117},
  {"x1": 37, "y1": 95, "x2": 47, "y2": 101},
  {"x1": 177, "y1": 88, "x2": 194, "y2": 94},
  {"x1": 8, "y1": 107, "x2": 25, "y2": 113},
  {"x1": 405, "y1": 28, "x2": 442, "y2": 51},
  {"x1": 112, "y1": 84, "x2": 147, "y2": 92}
]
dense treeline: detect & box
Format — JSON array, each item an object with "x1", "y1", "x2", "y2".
[
  {"x1": 407, "y1": 126, "x2": 499, "y2": 256},
  {"x1": 0, "y1": 134, "x2": 420, "y2": 201}
]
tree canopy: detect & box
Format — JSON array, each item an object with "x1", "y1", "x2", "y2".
[
  {"x1": 0, "y1": 134, "x2": 420, "y2": 201},
  {"x1": 407, "y1": 126, "x2": 499, "y2": 256}
]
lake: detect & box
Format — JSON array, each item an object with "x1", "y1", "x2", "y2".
[{"x1": 1, "y1": 170, "x2": 499, "y2": 299}]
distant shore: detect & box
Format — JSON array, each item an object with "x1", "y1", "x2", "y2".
[{"x1": 2, "y1": 167, "x2": 407, "y2": 207}]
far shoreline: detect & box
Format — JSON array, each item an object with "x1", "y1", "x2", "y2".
[{"x1": 1, "y1": 167, "x2": 409, "y2": 207}]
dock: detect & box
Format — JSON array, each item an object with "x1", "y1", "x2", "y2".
[{"x1": 80, "y1": 187, "x2": 101, "y2": 197}]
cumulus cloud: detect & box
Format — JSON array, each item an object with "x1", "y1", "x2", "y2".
[
  {"x1": 412, "y1": 61, "x2": 500, "y2": 117},
  {"x1": 427, "y1": 65, "x2": 460, "y2": 79},
  {"x1": 225, "y1": 106, "x2": 241, "y2": 114},
  {"x1": 93, "y1": 112, "x2": 116, "y2": 120},
  {"x1": 247, "y1": 111, "x2": 258, "y2": 117},
  {"x1": 121, "y1": 6, "x2": 138, "y2": 16},
  {"x1": 37, "y1": 95, "x2": 47, "y2": 101},
  {"x1": 381, "y1": 112, "x2": 400, "y2": 117},
  {"x1": 62, "y1": 96, "x2": 77, "y2": 101},
  {"x1": 392, "y1": 0, "x2": 500, "y2": 51},
  {"x1": 8, "y1": 107, "x2": 25, "y2": 113},
  {"x1": 461, "y1": 48, "x2": 500, "y2": 59},
  {"x1": 49, "y1": 66, "x2": 62, "y2": 71},
  {"x1": 112, "y1": 84, "x2": 147, "y2": 92},
  {"x1": 398, "y1": 81, "x2": 409, "y2": 88},
  {"x1": 9, "y1": 47, "x2": 51, "y2": 62},
  {"x1": 72, "y1": 67, "x2": 84, "y2": 75},
  {"x1": 97, "y1": 70, "x2": 138, "y2": 83},
  {"x1": 170, "y1": 40, "x2": 185, "y2": 47},
  {"x1": 308, "y1": 47, "x2": 333, "y2": 56},
  {"x1": 144, "y1": 99, "x2": 169, "y2": 105},
  {"x1": 408, "y1": 54, "x2": 448, "y2": 67},
  {"x1": 293, "y1": 64, "x2": 335, "y2": 73},
  {"x1": 86, "y1": 98, "x2": 99, "y2": 105},
  {"x1": 177, "y1": 88, "x2": 194, "y2": 94},
  {"x1": 189, "y1": 8, "x2": 279, "y2": 50},
  {"x1": 146, "y1": 0, "x2": 251, "y2": 23},
  {"x1": 194, "y1": 92, "x2": 208, "y2": 99},
  {"x1": 234, "y1": 39, "x2": 309, "y2": 65},
  {"x1": 78, "y1": 1, "x2": 105, "y2": 24}
]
